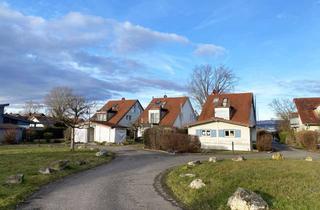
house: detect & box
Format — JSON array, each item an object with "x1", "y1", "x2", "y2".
[
  {"x1": 187, "y1": 92, "x2": 256, "y2": 151},
  {"x1": 290, "y1": 97, "x2": 320, "y2": 131},
  {"x1": 0, "y1": 104, "x2": 30, "y2": 143},
  {"x1": 137, "y1": 95, "x2": 196, "y2": 137},
  {"x1": 28, "y1": 113, "x2": 60, "y2": 128},
  {"x1": 75, "y1": 98, "x2": 143, "y2": 144}
]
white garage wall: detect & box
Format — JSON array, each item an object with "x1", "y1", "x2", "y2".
[{"x1": 188, "y1": 121, "x2": 253, "y2": 151}]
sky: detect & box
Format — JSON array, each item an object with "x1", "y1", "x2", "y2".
[{"x1": 0, "y1": 0, "x2": 320, "y2": 120}]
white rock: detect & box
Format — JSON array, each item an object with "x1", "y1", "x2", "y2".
[
  {"x1": 232, "y1": 156, "x2": 245, "y2": 162},
  {"x1": 228, "y1": 187, "x2": 269, "y2": 210},
  {"x1": 180, "y1": 173, "x2": 196, "y2": 178},
  {"x1": 305, "y1": 156, "x2": 313, "y2": 161},
  {"x1": 208, "y1": 156, "x2": 217, "y2": 162},
  {"x1": 187, "y1": 160, "x2": 201, "y2": 167},
  {"x1": 39, "y1": 167, "x2": 53, "y2": 175},
  {"x1": 95, "y1": 149, "x2": 108, "y2": 157},
  {"x1": 189, "y1": 179, "x2": 206, "y2": 189}
]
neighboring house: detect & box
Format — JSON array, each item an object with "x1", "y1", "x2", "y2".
[
  {"x1": 137, "y1": 95, "x2": 196, "y2": 137},
  {"x1": 187, "y1": 92, "x2": 257, "y2": 151},
  {"x1": 0, "y1": 104, "x2": 29, "y2": 143},
  {"x1": 290, "y1": 98, "x2": 320, "y2": 131},
  {"x1": 75, "y1": 98, "x2": 144, "y2": 144},
  {"x1": 28, "y1": 113, "x2": 59, "y2": 128}
]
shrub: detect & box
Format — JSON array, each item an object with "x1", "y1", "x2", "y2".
[
  {"x1": 295, "y1": 131, "x2": 319, "y2": 150},
  {"x1": 43, "y1": 132, "x2": 53, "y2": 143},
  {"x1": 256, "y1": 130, "x2": 273, "y2": 151},
  {"x1": 143, "y1": 126, "x2": 201, "y2": 153},
  {"x1": 279, "y1": 131, "x2": 288, "y2": 144},
  {"x1": 4, "y1": 129, "x2": 18, "y2": 144}
]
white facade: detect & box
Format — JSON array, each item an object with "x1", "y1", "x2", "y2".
[
  {"x1": 75, "y1": 100, "x2": 143, "y2": 143},
  {"x1": 188, "y1": 121, "x2": 254, "y2": 151}
]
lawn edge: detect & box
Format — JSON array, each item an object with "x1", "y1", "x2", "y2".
[
  {"x1": 13, "y1": 152, "x2": 115, "y2": 210},
  {"x1": 153, "y1": 167, "x2": 188, "y2": 210}
]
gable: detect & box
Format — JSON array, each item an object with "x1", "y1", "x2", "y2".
[
  {"x1": 138, "y1": 97, "x2": 188, "y2": 127},
  {"x1": 199, "y1": 93, "x2": 254, "y2": 126}
]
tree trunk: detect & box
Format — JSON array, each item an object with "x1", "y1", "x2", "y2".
[{"x1": 71, "y1": 127, "x2": 75, "y2": 151}]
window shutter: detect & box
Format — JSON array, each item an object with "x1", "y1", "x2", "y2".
[
  {"x1": 218, "y1": 130, "x2": 224, "y2": 137},
  {"x1": 210, "y1": 130, "x2": 216, "y2": 137},
  {"x1": 235, "y1": 130, "x2": 241, "y2": 138},
  {"x1": 196, "y1": 129, "x2": 202, "y2": 136}
]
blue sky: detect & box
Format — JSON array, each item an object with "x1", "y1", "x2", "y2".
[{"x1": 1, "y1": 0, "x2": 320, "y2": 119}]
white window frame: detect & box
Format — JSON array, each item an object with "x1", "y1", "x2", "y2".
[
  {"x1": 225, "y1": 130, "x2": 235, "y2": 137},
  {"x1": 202, "y1": 129, "x2": 211, "y2": 136}
]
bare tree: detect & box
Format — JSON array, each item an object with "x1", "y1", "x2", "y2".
[
  {"x1": 44, "y1": 87, "x2": 72, "y2": 121},
  {"x1": 188, "y1": 64, "x2": 238, "y2": 109},
  {"x1": 22, "y1": 100, "x2": 43, "y2": 115},
  {"x1": 65, "y1": 94, "x2": 92, "y2": 151},
  {"x1": 45, "y1": 87, "x2": 93, "y2": 151},
  {"x1": 269, "y1": 98, "x2": 295, "y2": 131}
]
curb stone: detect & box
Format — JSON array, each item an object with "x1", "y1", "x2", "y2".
[{"x1": 153, "y1": 168, "x2": 186, "y2": 210}]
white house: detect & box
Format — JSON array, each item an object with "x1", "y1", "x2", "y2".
[
  {"x1": 28, "y1": 113, "x2": 59, "y2": 128},
  {"x1": 290, "y1": 97, "x2": 320, "y2": 131},
  {"x1": 75, "y1": 98, "x2": 144, "y2": 144},
  {"x1": 137, "y1": 95, "x2": 196, "y2": 137},
  {"x1": 188, "y1": 92, "x2": 256, "y2": 151}
]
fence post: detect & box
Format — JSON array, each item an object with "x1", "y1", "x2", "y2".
[{"x1": 232, "y1": 141, "x2": 234, "y2": 154}]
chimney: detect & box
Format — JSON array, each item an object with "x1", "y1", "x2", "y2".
[
  {"x1": 164, "y1": 95, "x2": 167, "y2": 98},
  {"x1": 121, "y1": 97, "x2": 125, "y2": 101}
]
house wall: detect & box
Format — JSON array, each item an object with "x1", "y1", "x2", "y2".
[
  {"x1": 173, "y1": 99, "x2": 196, "y2": 128},
  {"x1": 74, "y1": 127, "x2": 88, "y2": 143},
  {"x1": 118, "y1": 102, "x2": 144, "y2": 127},
  {"x1": 188, "y1": 121, "x2": 252, "y2": 151},
  {"x1": 29, "y1": 117, "x2": 44, "y2": 128}
]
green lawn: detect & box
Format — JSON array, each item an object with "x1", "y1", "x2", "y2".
[
  {"x1": 165, "y1": 159, "x2": 320, "y2": 210},
  {"x1": 0, "y1": 144, "x2": 113, "y2": 210}
]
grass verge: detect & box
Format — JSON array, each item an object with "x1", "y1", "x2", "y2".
[
  {"x1": 165, "y1": 159, "x2": 320, "y2": 210},
  {"x1": 0, "y1": 144, "x2": 113, "y2": 209}
]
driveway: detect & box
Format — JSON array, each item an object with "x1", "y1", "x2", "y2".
[{"x1": 18, "y1": 145, "x2": 320, "y2": 210}]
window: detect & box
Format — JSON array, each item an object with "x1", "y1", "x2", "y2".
[
  {"x1": 150, "y1": 113, "x2": 160, "y2": 124},
  {"x1": 126, "y1": 115, "x2": 132, "y2": 121},
  {"x1": 97, "y1": 113, "x2": 107, "y2": 121},
  {"x1": 202, "y1": 130, "x2": 211, "y2": 136},
  {"x1": 225, "y1": 130, "x2": 235, "y2": 137}
]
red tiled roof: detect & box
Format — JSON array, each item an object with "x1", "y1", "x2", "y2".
[
  {"x1": 294, "y1": 98, "x2": 320, "y2": 125},
  {"x1": 94, "y1": 99, "x2": 139, "y2": 126},
  {"x1": 138, "y1": 97, "x2": 188, "y2": 127},
  {"x1": 198, "y1": 92, "x2": 254, "y2": 126}
]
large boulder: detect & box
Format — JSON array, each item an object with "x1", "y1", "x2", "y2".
[
  {"x1": 50, "y1": 160, "x2": 70, "y2": 171},
  {"x1": 271, "y1": 152, "x2": 284, "y2": 160},
  {"x1": 95, "y1": 149, "x2": 108, "y2": 157},
  {"x1": 232, "y1": 156, "x2": 246, "y2": 162},
  {"x1": 6, "y1": 174, "x2": 24, "y2": 184},
  {"x1": 189, "y1": 179, "x2": 206, "y2": 189},
  {"x1": 228, "y1": 188, "x2": 269, "y2": 210}
]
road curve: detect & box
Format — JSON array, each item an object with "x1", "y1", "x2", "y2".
[{"x1": 18, "y1": 145, "x2": 320, "y2": 210}]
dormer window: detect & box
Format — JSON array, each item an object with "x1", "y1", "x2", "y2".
[
  {"x1": 149, "y1": 110, "x2": 160, "y2": 124},
  {"x1": 97, "y1": 112, "x2": 107, "y2": 121}
]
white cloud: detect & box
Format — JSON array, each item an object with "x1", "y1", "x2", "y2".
[{"x1": 194, "y1": 44, "x2": 226, "y2": 57}]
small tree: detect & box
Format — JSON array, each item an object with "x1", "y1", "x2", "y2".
[
  {"x1": 188, "y1": 64, "x2": 238, "y2": 109},
  {"x1": 45, "y1": 87, "x2": 72, "y2": 121}
]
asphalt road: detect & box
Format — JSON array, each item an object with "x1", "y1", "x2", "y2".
[{"x1": 18, "y1": 144, "x2": 320, "y2": 210}]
